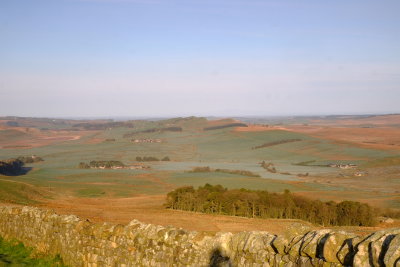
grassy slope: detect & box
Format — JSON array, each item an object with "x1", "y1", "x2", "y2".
[
  {"x1": 0, "y1": 179, "x2": 46, "y2": 204},
  {"x1": 0, "y1": 237, "x2": 66, "y2": 266},
  {"x1": 362, "y1": 156, "x2": 400, "y2": 168}
]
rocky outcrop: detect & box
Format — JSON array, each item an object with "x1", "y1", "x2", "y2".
[{"x1": 0, "y1": 206, "x2": 399, "y2": 266}]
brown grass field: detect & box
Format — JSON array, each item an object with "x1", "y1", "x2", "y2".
[
  {"x1": 35, "y1": 195, "x2": 399, "y2": 235},
  {"x1": 0, "y1": 126, "x2": 93, "y2": 149},
  {"x1": 39, "y1": 195, "x2": 304, "y2": 234},
  {"x1": 284, "y1": 126, "x2": 400, "y2": 150},
  {"x1": 310, "y1": 114, "x2": 400, "y2": 126},
  {"x1": 235, "y1": 124, "x2": 400, "y2": 151}
]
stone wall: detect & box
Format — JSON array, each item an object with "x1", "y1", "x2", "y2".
[{"x1": 0, "y1": 206, "x2": 399, "y2": 266}]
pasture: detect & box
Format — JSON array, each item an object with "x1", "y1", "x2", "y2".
[{"x1": 0, "y1": 116, "x2": 399, "y2": 232}]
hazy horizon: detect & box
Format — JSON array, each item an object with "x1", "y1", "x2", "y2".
[
  {"x1": 2, "y1": 112, "x2": 399, "y2": 122},
  {"x1": 1, "y1": 0, "x2": 399, "y2": 117}
]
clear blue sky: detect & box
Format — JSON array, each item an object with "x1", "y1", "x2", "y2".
[{"x1": 1, "y1": 0, "x2": 399, "y2": 117}]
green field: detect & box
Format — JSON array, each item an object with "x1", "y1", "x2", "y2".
[{"x1": 0, "y1": 117, "x2": 399, "y2": 209}]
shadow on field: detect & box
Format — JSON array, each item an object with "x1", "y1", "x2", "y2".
[{"x1": 1, "y1": 167, "x2": 32, "y2": 176}]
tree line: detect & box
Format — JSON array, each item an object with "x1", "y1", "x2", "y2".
[
  {"x1": 203, "y1": 123, "x2": 247, "y2": 131},
  {"x1": 123, "y1": 127, "x2": 182, "y2": 138},
  {"x1": 252, "y1": 139, "x2": 301, "y2": 150},
  {"x1": 78, "y1": 157, "x2": 171, "y2": 168},
  {"x1": 136, "y1": 156, "x2": 170, "y2": 162},
  {"x1": 16, "y1": 155, "x2": 44, "y2": 164},
  {"x1": 260, "y1": 161, "x2": 277, "y2": 173},
  {"x1": 165, "y1": 184, "x2": 377, "y2": 226},
  {"x1": 78, "y1": 160, "x2": 125, "y2": 169},
  {"x1": 260, "y1": 161, "x2": 308, "y2": 177},
  {"x1": 189, "y1": 166, "x2": 260, "y2": 177},
  {"x1": 72, "y1": 121, "x2": 134, "y2": 130}
]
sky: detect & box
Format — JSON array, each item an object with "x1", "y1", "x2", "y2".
[{"x1": 0, "y1": 0, "x2": 399, "y2": 118}]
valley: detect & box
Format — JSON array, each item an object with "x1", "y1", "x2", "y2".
[{"x1": 0, "y1": 115, "x2": 399, "y2": 234}]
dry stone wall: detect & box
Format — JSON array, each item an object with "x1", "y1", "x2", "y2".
[{"x1": 0, "y1": 206, "x2": 399, "y2": 266}]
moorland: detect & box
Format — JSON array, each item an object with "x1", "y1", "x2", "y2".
[{"x1": 0, "y1": 114, "x2": 399, "y2": 234}]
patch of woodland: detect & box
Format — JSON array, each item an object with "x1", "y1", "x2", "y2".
[
  {"x1": 165, "y1": 184, "x2": 378, "y2": 226},
  {"x1": 252, "y1": 139, "x2": 301, "y2": 150},
  {"x1": 260, "y1": 161, "x2": 277, "y2": 173},
  {"x1": 260, "y1": 161, "x2": 309, "y2": 177},
  {"x1": 123, "y1": 127, "x2": 182, "y2": 138},
  {"x1": 0, "y1": 159, "x2": 30, "y2": 176},
  {"x1": 203, "y1": 123, "x2": 247, "y2": 131},
  {"x1": 5, "y1": 121, "x2": 19, "y2": 127},
  {"x1": 72, "y1": 122, "x2": 134, "y2": 130},
  {"x1": 189, "y1": 166, "x2": 260, "y2": 177},
  {"x1": 78, "y1": 160, "x2": 125, "y2": 169},
  {"x1": 16, "y1": 155, "x2": 44, "y2": 164},
  {"x1": 136, "y1": 156, "x2": 170, "y2": 162}
]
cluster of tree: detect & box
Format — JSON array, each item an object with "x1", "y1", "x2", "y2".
[
  {"x1": 260, "y1": 162, "x2": 308, "y2": 177},
  {"x1": 104, "y1": 138, "x2": 116, "y2": 142},
  {"x1": 16, "y1": 155, "x2": 44, "y2": 163},
  {"x1": 72, "y1": 122, "x2": 134, "y2": 130},
  {"x1": 252, "y1": 139, "x2": 302, "y2": 149},
  {"x1": 189, "y1": 166, "x2": 260, "y2": 177},
  {"x1": 78, "y1": 160, "x2": 125, "y2": 169},
  {"x1": 0, "y1": 159, "x2": 25, "y2": 175},
  {"x1": 260, "y1": 161, "x2": 277, "y2": 173},
  {"x1": 292, "y1": 160, "x2": 324, "y2": 167},
  {"x1": 2, "y1": 117, "x2": 73, "y2": 130},
  {"x1": 381, "y1": 208, "x2": 400, "y2": 219},
  {"x1": 294, "y1": 160, "x2": 356, "y2": 168},
  {"x1": 136, "y1": 156, "x2": 170, "y2": 162},
  {"x1": 6, "y1": 121, "x2": 19, "y2": 127},
  {"x1": 297, "y1": 173, "x2": 309, "y2": 177},
  {"x1": 203, "y1": 123, "x2": 247, "y2": 131},
  {"x1": 190, "y1": 166, "x2": 212, "y2": 172},
  {"x1": 159, "y1": 126, "x2": 182, "y2": 132},
  {"x1": 123, "y1": 127, "x2": 182, "y2": 138},
  {"x1": 165, "y1": 184, "x2": 377, "y2": 226}
]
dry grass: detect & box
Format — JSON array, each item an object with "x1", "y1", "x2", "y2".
[
  {"x1": 310, "y1": 114, "x2": 400, "y2": 126},
  {"x1": 286, "y1": 126, "x2": 400, "y2": 150},
  {"x1": 39, "y1": 195, "x2": 312, "y2": 234},
  {"x1": 35, "y1": 195, "x2": 399, "y2": 235},
  {"x1": 234, "y1": 125, "x2": 271, "y2": 132},
  {"x1": 235, "y1": 124, "x2": 400, "y2": 151},
  {"x1": 0, "y1": 127, "x2": 93, "y2": 149}
]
